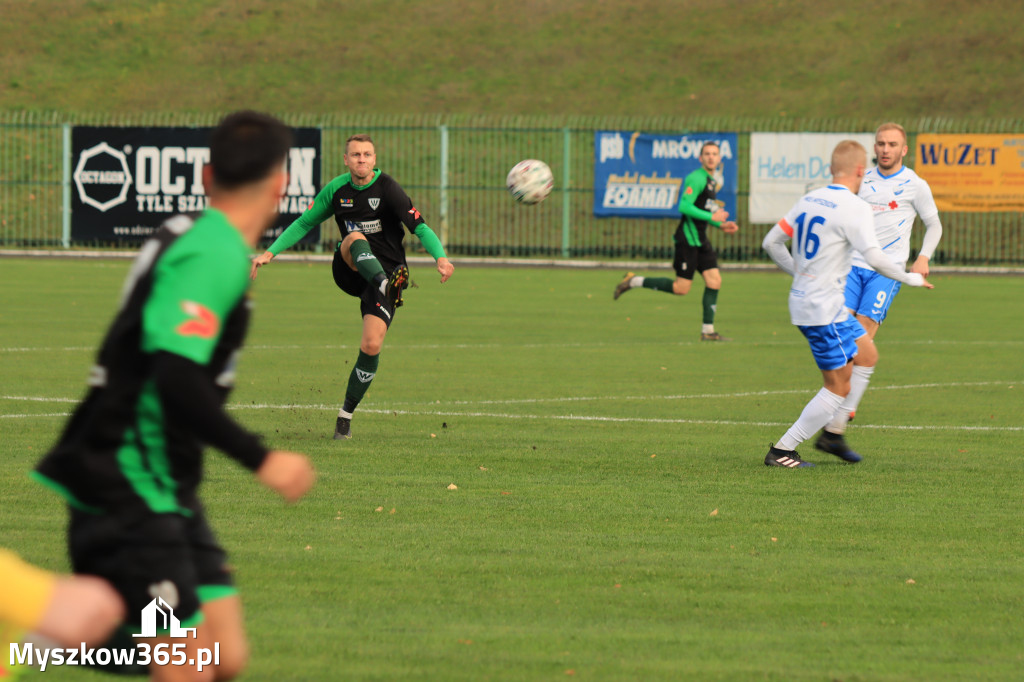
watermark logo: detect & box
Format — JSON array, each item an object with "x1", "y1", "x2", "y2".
[
  {"x1": 9, "y1": 588, "x2": 219, "y2": 673},
  {"x1": 133, "y1": 597, "x2": 196, "y2": 639}
]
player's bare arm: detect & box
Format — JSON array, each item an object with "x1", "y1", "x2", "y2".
[
  {"x1": 437, "y1": 256, "x2": 454, "y2": 283},
  {"x1": 250, "y1": 250, "x2": 274, "y2": 279},
  {"x1": 720, "y1": 220, "x2": 739, "y2": 234},
  {"x1": 256, "y1": 451, "x2": 316, "y2": 503}
]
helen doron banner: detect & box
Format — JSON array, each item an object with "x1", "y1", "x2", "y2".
[{"x1": 749, "y1": 132, "x2": 876, "y2": 223}]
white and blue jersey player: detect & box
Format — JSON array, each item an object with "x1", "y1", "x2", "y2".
[
  {"x1": 761, "y1": 140, "x2": 933, "y2": 468},
  {"x1": 817, "y1": 123, "x2": 944, "y2": 444}
]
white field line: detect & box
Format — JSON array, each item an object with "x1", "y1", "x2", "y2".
[
  {"x1": 3, "y1": 339, "x2": 1024, "y2": 354},
  {"x1": 351, "y1": 409, "x2": 1023, "y2": 432},
  {"x1": 2, "y1": 380, "x2": 1021, "y2": 431},
  {"x1": 3, "y1": 380, "x2": 1016, "y2": 410},
  {"x1": 414, "y1": 380, "x2": 1017, "y2": 407},
  {"x1": 0, "y1": 413, "x2": 71, "y2": 419},
  {"x1": 3, "y1": 406, "x2": 1019, "y2": 431}
]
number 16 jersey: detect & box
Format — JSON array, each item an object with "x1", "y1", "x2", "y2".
[{"x1": 777, "y1": 185, "x2": 883, "y2": 326}]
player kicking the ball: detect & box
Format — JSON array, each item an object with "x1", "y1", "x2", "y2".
[
  {"x1": 812, "y1": 122, "x2": 943, "y2": 459},
  {"x1": 613, "y1": 141, "x2": 738, "y2": 341},
  {"x1": 250, "y1": 134, "x2": 454, "y2": 440},
  {"x1": 760, "y1": 140, "x2": 933, "y2": 468}
]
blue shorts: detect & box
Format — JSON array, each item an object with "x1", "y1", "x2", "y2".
[
  {"x1": 798, "y1": 317, "x2": 867, "y2": 371},
  {"x1": 844, "y1": 266, "x2": 902, "y2": 324}
]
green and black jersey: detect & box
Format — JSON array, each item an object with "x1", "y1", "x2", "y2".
[
  {"x1": 674, "y1": 167, "x2": 723, "y2": 248},
  {"x1": 34, "y1": 209, "x2": 266, "y2": 517},
  {"x1": 268, "y1": 169, "x2": 446, "y2": 270}
]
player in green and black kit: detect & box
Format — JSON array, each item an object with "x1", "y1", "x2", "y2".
[
  {"x1": 613, "y1": 141, "x2": 738, "y2": 341},
  {"x1": 251, "y1": 133, "x2": 454, "y2": 440},
  {"x1": 34, "y1": 112, "x2": 315, "y2": 682}
]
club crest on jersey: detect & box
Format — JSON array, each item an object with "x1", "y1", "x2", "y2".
[
  {"x1": 368, "y1": 198, "x2": 380, "y2": 210},
  {"x1": 339, "y1": 198, "x2": 354, "y2": 209},
  {"x1": 684, "y1": 186, "x2": 694, "y2": 195},
  {"x1": 408, "y1": 207, "x2": 421, "y2": 220},
  {"x1": 176, "y1": 301, "x2": 220, "y2": 339}
]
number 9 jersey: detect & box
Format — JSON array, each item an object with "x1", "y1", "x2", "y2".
[{"x1": 776, "y1": 184, "x2": 883, "y2": 326}]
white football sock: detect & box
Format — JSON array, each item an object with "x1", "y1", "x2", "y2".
[
  {"x1": 629, "y1": 276, "x2": 643, "y2": 288},
  {"x1": 339, "y1": 409, "x2": 354, "y2": 419},
  {"x1": 776, "y1": 387, "x2": 844, "y2": 451},
  {"x1": 702, "y1": 324, "x2": 715, "y2": 335},
  {"x1": 826, "y1": 365, "x2": 874, "y2": 434}
]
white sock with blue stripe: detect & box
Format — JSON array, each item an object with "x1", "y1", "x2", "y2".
[
  {"x1": 827, "y1": 365, "x2": 874, "y2": 434},
  {"x1": 777, "y1": 387, "x2": 844, "y2": 451}
]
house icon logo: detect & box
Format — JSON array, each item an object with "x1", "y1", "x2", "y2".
[{"x1": 132, "y1": 597, "x2": 197, "y2": 639}]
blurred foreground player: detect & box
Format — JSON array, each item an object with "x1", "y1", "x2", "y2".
[
  {"x1": 761, "y1": 140, "x2": 932, "y2": 468},
  {"x1": 33, "y1": 111, "x2": 315, "y2": 680}
]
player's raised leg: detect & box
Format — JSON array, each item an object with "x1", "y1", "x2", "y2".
[
  {"x1": 340, "y1": 232, "x2": 388, "y2": 294},
  {"x1": 614, "y1": 272, "x2": 685, "y2": 299}
]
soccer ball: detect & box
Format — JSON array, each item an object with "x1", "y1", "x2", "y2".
[{"x1": 506, "y1": 160, "x2": 554, "y2": 205}]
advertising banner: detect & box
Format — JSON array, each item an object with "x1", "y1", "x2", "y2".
[
  {"x1": 916, "y1": 134, "x2": 1024, "y2": 212},
  {"x1": 71, "y1": 126, "x2": 322, "y2": 243},
  {"x1": 594, "y1": 131, "x2": 738, "y2": 219},
  {"x1": 749, "y1": 132, "x2": 875, "y2": 223}
]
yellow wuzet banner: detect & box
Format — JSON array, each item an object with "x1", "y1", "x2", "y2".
[{"x1": 916, "y1": 134, "x2": 1024, "y2": 212}]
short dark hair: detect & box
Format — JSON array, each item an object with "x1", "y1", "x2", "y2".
[
  {"x1": 700, "y1": 141, "x2": 720, "y2": 154},
  {"x1": 209, "y1": 111, "x2": 292, "y2": 189},
  {"x1": 345, "y1": 133, "x2": 374, "y2": 152}
]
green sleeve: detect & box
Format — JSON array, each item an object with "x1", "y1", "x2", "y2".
[
  {"x1": 142, "y1": 234, "x2": 249, "y2": 366},
  {"x1": 268, "y1": 177, "x2": 344, "y2": 255},
  {"x1": 677, "y1": 171, "x2": 720, "y2": 226},
  {"x1": 414, "y1": 224, "x2": 447, "y2": 260}
]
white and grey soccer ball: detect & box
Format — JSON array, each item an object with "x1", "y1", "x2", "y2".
[{"x1": 506, "y1": 159, "x2": 554, "y2": 205}]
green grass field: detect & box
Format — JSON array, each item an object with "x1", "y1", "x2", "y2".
[
  {"x1": 2, "y1": 258, "x2": 1023, "y2": 681},
  {"x1": 2, "y1": 0, "x2": 1022, "y2": 118}
]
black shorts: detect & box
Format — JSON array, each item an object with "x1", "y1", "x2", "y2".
[
  {"x1": 68, "y1": 503, "x2": 234, "y2": 631},
  {"x1": 673, "y1": 241, "x2": 719, "y2": 280},
  {"x1": 331, "y1": 249, "x2": 399, "y2": 328}
]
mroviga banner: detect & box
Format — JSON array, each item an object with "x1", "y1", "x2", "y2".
[
  {"x1": 71, "y1": 126, "x2": 322, "y2": 242},
  {"x1": 916, "y1": 134, "x2": 1024, "y2": 212},
  {"x1": 594, "y1": 131, "x2": 737, "y2": 219}
]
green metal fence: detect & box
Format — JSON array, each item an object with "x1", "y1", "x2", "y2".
[{"x1": 2, "y1": 111, "x2": 1023, "y2": 264}]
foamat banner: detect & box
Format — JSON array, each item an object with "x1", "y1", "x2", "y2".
[
  {"x1": 593, "y1": 131, "x2": 738, "y2": 219},
  {"x1": 71, "y1": 126, "x2": 322, "y2": 242},
  {"x1": 749, "y1": 132, "x2": 876, "y2": 223},
  {"x1": 916, "y1": 134, "x2": 1024, "y2": 212}
]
